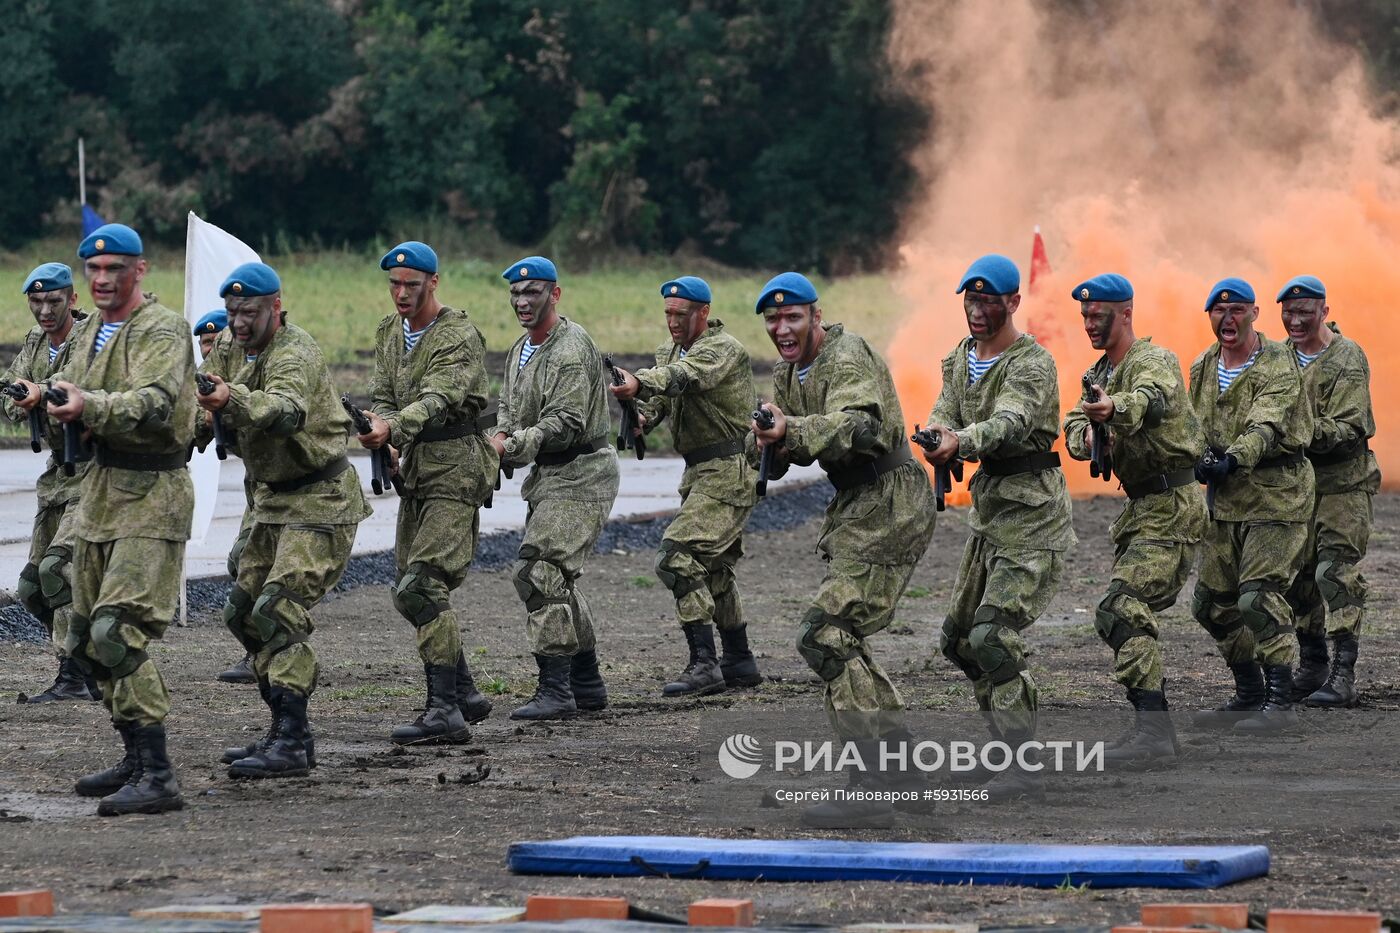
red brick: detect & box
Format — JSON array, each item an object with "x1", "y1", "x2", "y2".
[
  {"x1": 1141, "y1": 903, "x2": 1249, "y2": 928},
  {"x1": 524, "y1": 895, "x2": 629, "y2": 921},
  {"x1": 689, "y1": 897, "x2": 755, "y2": 927},
  {"x1": 259, "y1": 903, "x2": 373, "y2": 933},
  {"x1": 1266, "y1": 908, "x2": 1382, "y2": 933},
  {"x1": 0, "y1": 890, "x2": 53, "y2": 918}
]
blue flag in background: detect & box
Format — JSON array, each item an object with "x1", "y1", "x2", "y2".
[{"x1": 81, "y1": 205, "x2": 106, "y2": 237}]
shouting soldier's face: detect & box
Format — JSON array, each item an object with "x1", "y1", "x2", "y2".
[
  {"x1": 963, "y1": 291, "x2": 1018, "y2": 341},
  {"x1": 28, "y1": 288, "x2": 76, "y2": 337},
  {"x1": 226, "y1": 295, "x2": 281, "y2": 353},
  {"x1": 1280, "y1": 297, "x2": 1329, "y2": 345},
  {"x1": 764, "y1": 303, "x2": 822, "y2": 366},
  {"x1": 509, "y1": 280, "x2": 560, "y2": 332},
  {"x1": 1209, "y1": 301, "x2": 1258, "y2": 351},
  {"x1": 389, "y1": 269, "x2": 438, "y2": 321},
  {"x1": 84, "y1": 254, "x2": 146, "y2": 314}
]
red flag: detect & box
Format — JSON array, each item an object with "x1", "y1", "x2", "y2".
[{"x1": 1029, "y1": 225, "x2": 1051, "y2": 293}]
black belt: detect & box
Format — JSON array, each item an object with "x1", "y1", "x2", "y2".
[
  {"x1": 1123, "y1": 468, "x2": 1197, "y2": 500},
  {"x1": 94, "y1": 445, "x2": 186, "y2": 472},
  {"x1": 978, "y1": 451, "x2": 1062, "y2": 477},
  {"x1": 263, "y1": 456, "x2": 350, "y2": 493},
  {"x1": 416, "y1": 412, "x2": 497, "y2": 443},
  {"x1": 1257, "y1": 451, "x2": 1307, "y2": 470},
  {"x1": 826, "y1": 444, "x2": 914, "y2": 492},
  {"x1": 535, "y1": 436, "x2": 609, "y2": 467},
  {"x1": 682, "y1": 437, "x2": 746, "y2": 467},
  {"x1": 1308, "y1": 439, "x2": 1368, "y2": 468}
]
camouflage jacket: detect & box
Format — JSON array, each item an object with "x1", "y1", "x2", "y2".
[
  {"x1": 1187, "y1": 334, "x2": 1315, "y2": 522},
  {"x1": 199, "y1": 324, "x2": 371, "y2": 526},
  {"x1": 1, "y1": 315, "x2": 91, "y2": 507},
  {"x1": 768, "y1": 324, "x2": 935, "y2": 565},
  {"x1": 498, "y1": 316, "x2": 620, "y2": 505},
  {"x1": 370, "y1": 307, "x2": 497, "y2": 504},
  {"x1": 50, "y1": 295, "x2": 195, "y2": 543},
  {"x1": 635, "y1": 320, "x2": 757, "y2": 508},
  {"x1": 1288, "y1": 324, "x2": 1381, "y2": 497},
  {"x1": 930, "y1": 334, "x2": 1075, "y2": 551},
  {"x1": 1064, "y1": 338, "x2": 1207, "y2": 544}
]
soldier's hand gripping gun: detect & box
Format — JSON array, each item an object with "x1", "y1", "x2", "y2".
[
  {"x1": 911, "y1": 424, "x2": 964, "y2": 512},
  {"x1": 195, "y1": 374, "x2": 229, "y2": 461},
  {"x1": 753, "y1": 398, "x2": 776, "y2": 498},
  {"x1": 1199, "y1": 447, "x2": 1223, "y2": 519},
  {"x1": 41, "y1": 385, "x2": 86, "y2": 477},
  {"x1": 1, "y1": 381, "x2": 43, "y2": 453},
  {"x1": 1082, "y1": 375, "x2": 1114, "y2": 483},
  {"x1": 604, "y1": 356, "x2": 645, "y2": 460},
  {"x1": 341, "y1": 394, "x2": 404, "y2": 496}
]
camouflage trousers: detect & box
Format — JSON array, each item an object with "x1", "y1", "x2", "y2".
[
  {"x1": 69, "y1": 536, "x2": 184, "y2": 726},
  {"x1": 515, "y1": 498, "x2": 609, "y2": 657},
  {"x1": 798, "y1": 557, "x2": 919, "y2": 741},
  {"x1": 394, "y1": 496, "x2": 480, "y2": 666},
  {"x1": 656, "y1": 487, "x2": 751, "y2": 632},
  {"x1": 17, "y1": 498, "x2": 80, "y2": 658},
  {"x1": 941, "y1": 535, "x2": 1064, "y2": 741},
  {"x1": 1193, "y1": 519, "x2": 1306, "y2": 667},
  {"x1": 1286, "y1": 490, "x2": 1372, "y2": 638},
  {"x1": 225, "y1": 521, "x2": 355, "y2": 696},
  {"x1": 227, "y1": 503, "x2": 253, "y2": 579},
  {"x1": 1097, "y1": 537, "x2": 1196, "y2": 691}
]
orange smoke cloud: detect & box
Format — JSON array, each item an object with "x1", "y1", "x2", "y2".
[{"x1": 886, "y1": 0, "x2": 1399, "y2": 496}]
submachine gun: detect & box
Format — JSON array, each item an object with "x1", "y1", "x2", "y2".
[
  {"x1": 1082, "y1": 375, "x2": 1114, "y2": 484},
  {"x1": 195, "y1": 374, "x2": 229, "y2": 460},
  {"x1": 604, "y1": 356, "x2": 645, "y2": 460},
  {"x1": 0, "y1": 381, "x2": 43, "y2": 453},
  {"x1": 753, "y1": 399, "x2": 775, "y2": 498},
  {"x1": 40, "y1": 385, "x2": 87, "y2": 477},
  {"x1": 911, "y1": 425, "x2": 964, "y2": 512},
  {"x1": 341, "y1": 394, "x2": 404, "y2": 496}
]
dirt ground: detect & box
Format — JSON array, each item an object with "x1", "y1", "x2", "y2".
[{"x1": 1, "y1": 485, "x2": 1398, "y2": 929}]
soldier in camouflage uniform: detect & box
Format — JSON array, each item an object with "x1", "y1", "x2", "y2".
[
  {"x1": 3, "y1": 262, "x2": 99, "y2": 703},
  {"x1": 606, "y1": 276, "x2": 761, "y2": 697},
  {"x1": 356, "y1": 241, "x2": 499, "y2": 744},
  {"x1": 923, "y1": 254, "x2": 1075, "y2": 801},
  {"x1": 1188, "y1": 277, "x2": 1315, "y2": 735},
  {"x1": 492, "y1": 256, "x2": 620, "y2": 720},
  {"x1": 1277, "y1": 275, "x2": 1379, "y2": 709},
  {"x1": 1062, "y1": 274, "x2": 1206, "y2": 766},
  {"x1": 197, "y1": 262, "x2": 371, "y2": 777},
  {"x1": 749, "y1": 272, "x2": 936, "y2": 828},
  {"x1": 13, "y1": 224, "x2": 196, "y2": 815}
]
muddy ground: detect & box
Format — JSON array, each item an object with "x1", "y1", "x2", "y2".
[{"x1": 1, "y1": 484, "x2": 1398, "y2": 929}]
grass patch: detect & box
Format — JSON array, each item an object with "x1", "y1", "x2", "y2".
[
  {"x1": 903, "y1": 585, "x2": 932, "y2": 599},
  {"x1": 629, "y1": 575, "x2": 656, "y2": 589},
  {"x1": 480, "y1": 676, "x2": 510, "y2": 696},
  {"x1": 327, "y1": 683, "x2": 420, "y2": 701}
]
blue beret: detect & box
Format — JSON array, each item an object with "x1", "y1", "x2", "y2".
[
  {"x1": 219, "y1": 262, "x2": 282, "y2": 298},
  {"x1": 77, "y1": 223, "x2": 143, "y2": 259},
  {"x1": 380, "y1": 241, "x2": 438, "y2": 274},
  {"x1": 1072, "y1": 273, "x2": 1134, "y2": 303},
  {"x1": 1204, "y1": 277, "x2": 1256, "y2": 311},
  {"x1": 660, "y1": 276, "x2": 712, "y2": 304},
  {"x1": 956, "y1": 254, "x2": 1020, "y2": 296},
  {"x1": 1276, "y1": 275, "x2": 1326, "y2": 302},
  {"x1": 193, "y1": 309, "x2": 228, "y2": 336},
  {"x1": 502, "y1": 256, "x2": 557, "y2": 283},
  {"x1": 22, "y1": 262, "x2": 73, "y2": 295},
  {"x1": 754, "y1": 272, "x2": 819, "y2": 314}
]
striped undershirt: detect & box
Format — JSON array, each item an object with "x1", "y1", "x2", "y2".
[
  {"x1": 403, "y1": 318, "x2": 429, "y2": 353},
  {"x1": 796, "y1": 362, "x2": 814, "y2": 384},
  {"x1": 1217, "y1": 345, "x2": 1262, "y2": 392},
  {"x1": 93, "y1": 321, "x2": 122, "y2": 353},
  {"x1": 1295, "y1": 348, "x2": 1322, "y2": 369},
  {"x1": 679, "y1": 348, "x2": 687, "y2": 359},
  {"x1": 518, "y1": 338, "x2": 540, "y2": 370},
  {"x1": 48, "y1": 341, "x2": 65, "y2": 364},
  {"x1": 967, "y1": 347, "x2": 1002, "y2": 386}
]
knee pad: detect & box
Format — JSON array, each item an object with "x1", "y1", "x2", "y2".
[
  {"x1": 16, "y1": 563, "x2": 49, "y2": 623},
  {"x1": 1238, "y1": 580, "x2": 1286, "y2": 641},
  {"x1": 513, "y1": 556, "x2": 569, "y2": 614},
  {"x1": 968, "y1": 607, "x2": 1026, "y2": 685},
  {"x1": 226, "y1": 533, "x2": 250, "y2": 580},
  {"x1": 939, "y1": 616, "x2": 980, "y2": 680},
  {"x1": 655, "y1": 541, "x2": 705, "y2": 598},
  {"x1": 250, "y1": 584, "x2": 311, "y2": 654},
  {"x1": 1094, "y1": 582, "x2": 1153, "y2": 652},
  {"x1": 37, "y1": 547, "x2": 73, "y2": 609},
  {"x1": 391, "y1": 562, "x2": 450, "y2": 627},
  {"x1": 1192, "y1": 583, "x2": 1243, "y2": 640},
  {"x1": 223, "y1": 586, "x2": 257, "y2": 653},
  {"x1": 796, "y1": 609, "x2": 858, "y2": 682},
  {"x1": 89, "y1": 609, "x2": 148, "y2": 679},
  {"x1": 1315, "y1": 558, "x2": 1360, "y2": 612}
]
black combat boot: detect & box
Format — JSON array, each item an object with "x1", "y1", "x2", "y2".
[
  {"x1": 718, "y1": 625, "x2": 762, "y2": 689},
  {"x1": 97, "y1": 724, "x2": 184, "y2": 816},
  {"x1": 983, "y1": 734, "x2": 1046, "y2": 803},
  {"x1": 1103, "y1": 687, "x2": 1177, "y2": 769},
  {"x1": 1234, "y1": 665, "x2": 1300, "y2": 735},
  {"x1": 1191, "y1": 662, "x2": 1266, "y2": 729},
  {"x1": 26, "y1": 656, "x2": 99, "y2": 703},
  {"x1": 1290, "y1": 632, "x2": 1330, "y2": 700},
  {"x1": 879, "y1": 727, "x2": 933, "y2": 813},
  {"x1": 222, "y1": 680, "x2": 317, "y2": 768},
  {"x1": 75, "y1": 720, "x2": 140, "y2": 797},
  {"x1": 217, "y1": 653, "x2": 257, "y2": 685},
  {"x1": 455, "y1": 652, "x2": 493, "y2": 723},
  {"x1": 228, "y1": 689, "x2": 312, "y2": 778},
  {"x1": 663, "y1": 624, "x2": 725, "y2": 697},
  {"x1": 391, "y1": 665, "x2": 470, "y2": 743},
  {"x1": 1305, "y1": 633, "x2": 1359, "y2": 709},
  {"x1": 510, "y1": 655, "x2": 577, "y2": 720},
  {"x1": 569, "y1": 648, "x2": 609, "y2": 711},
  {"x1": 947, "y1": 712, "x2": 1003, "y2": 787},
  {"x1": 801, "y1": 739, "x2": 897, "y2": 829}
]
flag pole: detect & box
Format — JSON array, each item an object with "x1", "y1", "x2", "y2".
[{"x1": 78, "y1": 138, "x2": 86, "y2": 206}]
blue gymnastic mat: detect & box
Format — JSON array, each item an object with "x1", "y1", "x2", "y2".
[{"x1": 507, "y1": 835, "x2": 1269, "y2": 889}]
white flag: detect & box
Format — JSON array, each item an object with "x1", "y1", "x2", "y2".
[{"x1": 183, "y1": 212, "x2": 259, "y2": 547}]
